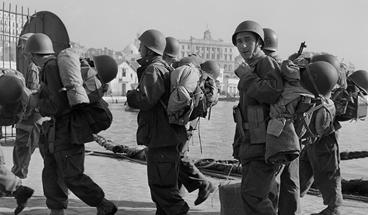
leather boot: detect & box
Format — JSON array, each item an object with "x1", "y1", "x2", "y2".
[
  {"x1": 97, "y1": 198, "x2": 117, "y2": 215},
  {"x1": 194, "y1": 181, "x2": 216, "y2": 205},
  {"x1": 13, "y1": 185, "x2": 34, "y2": 215},
  {"x1": 50, "y1": 209, "x2": 65, "y2": 215}
]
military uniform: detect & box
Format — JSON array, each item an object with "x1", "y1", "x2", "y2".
[
  {"x1": 12, "y1": 62, "x2": 42, "y2": 178},
  {"x1": 0, "y1": 145, "x2": 21, "y2": 195},
  {"x1": 234, "y1": 52, "x2": 283, "y2": 215},
  {"x1": 268, "y1": 56, "x2": 302, "y2": 215},
  {"x1": 178, "y1": 132, "x2": 212, "y2": 201},
  {"x1": 0, "y1": 70, "x2": 26, "y2": 194},
  {"x1": 127, "y1": 56, "x2": 188, "y2": 215},
  {"x1": 38, "y1": 56, "x2": 105, "y2": 210},
  {"x1": 299, "y1": 99, "x2": 342, "y2": 213}
]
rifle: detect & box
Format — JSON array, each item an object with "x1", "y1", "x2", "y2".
[{"x1": 296, "y1": 41, "x2": 307, "y2": 59}]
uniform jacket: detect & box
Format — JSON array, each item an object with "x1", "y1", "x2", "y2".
[
  {"x1": 20, "y1": 62, "x2": 42, "y2": 125},
  {"x1": 234, "y1": 52, "x2": 283, "y2": 161},
  {"x1": 39, "y1": 56, "x2": 93, "y2": 150},
  {"x1": 127, "y1": 56, "x2": 187, "y2": 148}
]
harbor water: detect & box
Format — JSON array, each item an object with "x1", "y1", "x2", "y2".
[
  {"x1": 100, "y1": 101, "x2": 368, "y2": 180},
  {"x1": 1, "y1": 100, "x2": 368, "y2": 214}
]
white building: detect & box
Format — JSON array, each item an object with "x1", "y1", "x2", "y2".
[
  {"x1": 223, "y1": 75, "x2": 239, "y2": 97},
  {"x1": 108, "y1": 61, "x2": 138, "y2": 96}
]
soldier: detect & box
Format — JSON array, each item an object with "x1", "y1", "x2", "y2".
[
  {"x1": 127, "y1": 29, "x2": 189, "y2": 215},
  {"x1": 299, "y1": 56, "x2": 342, "y2": 215},
  {"x1": 25, "y1": 33, "x2": 117, "y2": 215},
  {"x1": 263, "y1": 28, "x2": 282, "y2": 64},
  {"x1": 263, "y1": 28, "x2": 301, "y2": 215},
  {"x1": 231, "y1": 20, "x2": 284, "y2": 214},
  {"x1": 163, "y1": 42, "x2": 217, "y2": 206},
  {"x1": 12, "y1": 33, "x2": 43, "y2": 179},
  {"x1": 0, "y1": 69, "x2": 34, "y2": 215},
  {"x1": 163, "y1": 36, "x2": 180, "y2": 67}
]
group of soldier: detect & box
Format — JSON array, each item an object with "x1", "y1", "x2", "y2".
[{"x1": 1, "y1": 18, "x2": 368, "y2": 215}]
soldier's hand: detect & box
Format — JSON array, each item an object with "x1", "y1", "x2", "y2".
[{"x1": 234, "y1": 63, "x2": 253, "y2": 77}]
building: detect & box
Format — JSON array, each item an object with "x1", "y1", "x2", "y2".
[
  {"x1": 0, "y1": 8, "x2": 29, "y2": 64},
  {"x1": 108, "y1": 61, "x2": 138, "y2": 96},
  {"x1": 122, "y1": 43, "x2": 140, "y2": 61},
  {"x1": 178, "y1": 29, "x2": 237, "y2": 74}
]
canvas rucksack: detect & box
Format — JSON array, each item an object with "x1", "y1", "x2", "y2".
[
  {"x1": 295, "y1": 97, "x2": 336, "y2": 145},
  {"x1": 332, "y1": 80, "x2": 368, "y2": 122},
  {"x1": 57, "y1": 48, "x2": 112, "y2": 134},
  {"x1": 0, "y1": 69, "x2": 30, "y2": 126},
  {"x1": 165, "y1": 63, "x2": 219, "y2": 126}
]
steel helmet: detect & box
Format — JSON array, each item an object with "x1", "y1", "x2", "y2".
[
  {"x1": 93, "y1": 55, "x2": 118, "y2": 83},
  {"x1": 263, "y1": 28, "x2": 278, "y2": 52},
  {"x1": 164, "y1": 37, "x2": 180, "y2": 58},
  {"x1": 348, "y1": 70, "x2": 368, "y2": 93},
  {"x1": 200, "y1": 60, "x2": 221, "y2": 79},
  {"x1": 232, "y1": 20, "x2": 264, "y2": 46},
  {"x1": 0, "y1": 74, "x2": 24, "y2": 105},
  {"x1": 25, "y1": 33, "x2": 55, "y2": 54},
  {"x1": 178, "y1": 55, "x2": 204, "y2": 68},
  {"x1": 301, "y1": 61, "x2": 338, "y2": 96},
  {"x1": 139, "y1": 29, "x2": 166, "y2": 56},
  {"x1": 311, "y1": 54, "x2": 340, "y2": 71}
]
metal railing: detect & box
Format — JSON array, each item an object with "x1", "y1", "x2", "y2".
[{"x1": 0, "y1": 2, "x2": 34, "y2": 143}]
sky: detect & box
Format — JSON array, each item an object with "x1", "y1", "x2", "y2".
[{"x1": 10, "y1": 0, "x2": 368, "y2": 69}]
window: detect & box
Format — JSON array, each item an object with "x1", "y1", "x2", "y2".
[
  {"x1": 224, "y1": 54, "x2": 227, "y2": 61},
  {"x1": 207, "y1": 47, "x2": 210, "y2": 51},
  {"x1": 206, "y1": 53, "x2": 210, "y2": 59},
  {"x1": 122, "y1": 68, "x2": 126, "y2": 77},
  {"x1": 202, "y1": 47, "x2": 205, "y2": 51},
  {"x1": 182, "y1": 52, "x2": 185, "y2": 57},
  {"x1": 230, "y1": 49, "x2": 232, "y2": 53},
  {"x1": 182, "y1": 45, "x2": 185, "y2": 50},
  {"x1": 212, "y1": 47, "x2": 215, "y2": 52},
  {"x1": 225, "y1": 48, "x2": 227, "y2": 52},
  {"x1": 229, "y1": 55, "x2": 232, "y2": 61},
  {"x1": 229, "y1": 65, "x2": 232, "y2": 71},
  {"x1": 211, "y1": 53, "x2": 215, "y2": 59},
  {"x1": 224, "y1": 64, "x2": 227, "y2": 70},
  {"x1": 217, "y1": 54, "x2": 220, "y2": 60},
  {"x1": 187, "y1": 44, "x2": 190, "y2": 49}
]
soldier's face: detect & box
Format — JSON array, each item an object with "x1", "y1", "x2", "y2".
[
  {"x1": 139, "y1": 42, "x2": 147, "y2": 58},
  {"x1": 235, "y1": 32, "x2": 258, "y2": 60}
]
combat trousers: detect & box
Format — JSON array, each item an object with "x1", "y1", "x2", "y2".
[
  {"x1": 299, "y1": 132, "x2": 343, "y2": 208},
  {"x1": 0, "y1": 146, "x2": 21, "y2": 194},
  {"x1": 178, "y1": 141, "x2": 208, "y2": 193},
  {"x1": 12, "y1": 123, "x2": 40, "y2": 179},
  {"x1": 273, "y1": 158, "x2": 301, "y2": 215},
  {"x1": 241, "y1": 159, "x2": 280, "y2": 215},
  {"x1": 147, "y1": 146, "x2": 189, "y2": 215},
  {"x1": 39, "y1": 135, "x2": 105, "y2": 209}
]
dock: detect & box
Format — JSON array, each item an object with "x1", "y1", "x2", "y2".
[{"x1": 0, "y1": 142, "x2": 367, "y2": 214}]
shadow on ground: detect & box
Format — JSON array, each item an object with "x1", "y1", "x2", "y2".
[{"x1": 0, "y1": 196, "x2": 219, "y2": 215}]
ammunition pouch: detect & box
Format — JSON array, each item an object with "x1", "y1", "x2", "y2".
[{"x1": 247, "y1": 105, "x2": 266, "y2": 144}]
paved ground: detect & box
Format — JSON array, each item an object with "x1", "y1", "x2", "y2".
[{"x1": 0, "y1": 143, "x2": 367, "y2": 215}]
